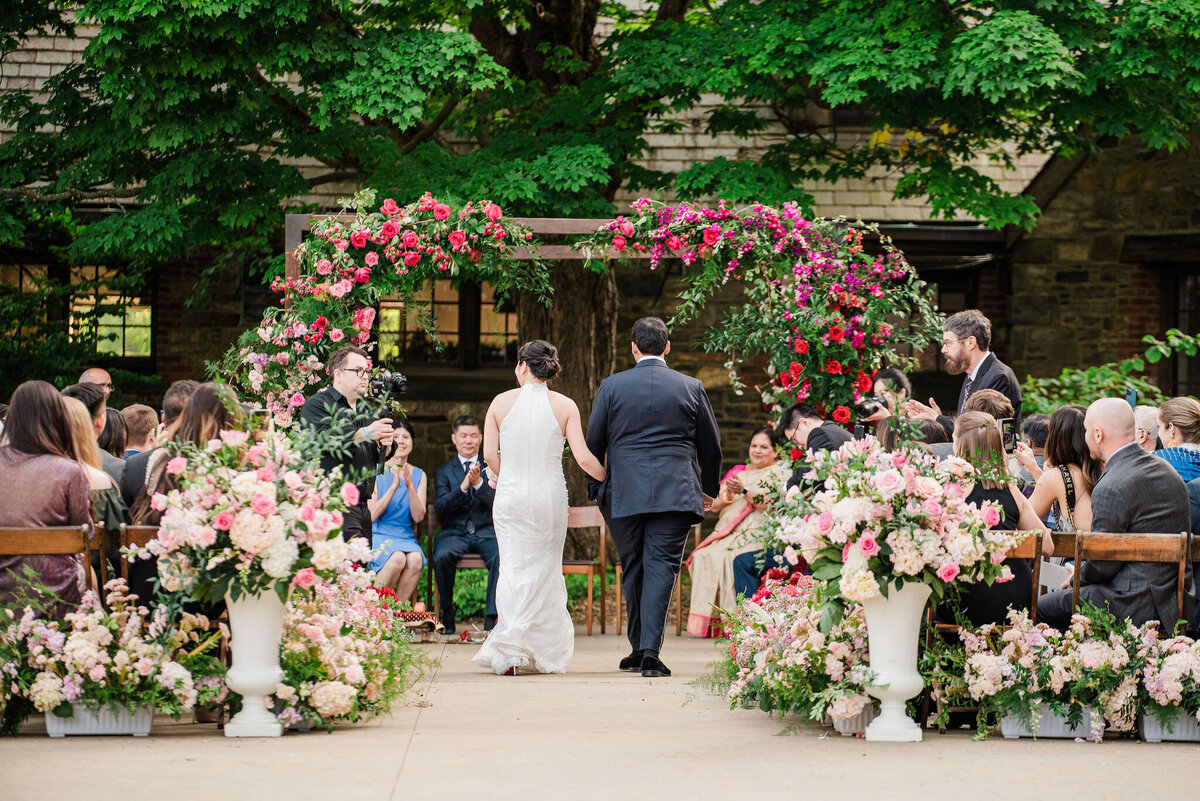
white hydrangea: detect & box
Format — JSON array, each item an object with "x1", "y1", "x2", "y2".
[{"x1": 260, "y1": 536, "x2": 299, "y2": 578}]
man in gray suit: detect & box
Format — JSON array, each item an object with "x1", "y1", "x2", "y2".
[{"x1": 1039, "y1": 398, "x2": 1196, "y2": 630}]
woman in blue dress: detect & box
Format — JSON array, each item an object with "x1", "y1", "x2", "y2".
[{"x1": 367, "y1": 418, "x2": 427, "y2": 600}]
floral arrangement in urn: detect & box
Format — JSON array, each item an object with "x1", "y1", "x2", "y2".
[
  {"x1": 267, "y1": 574, "x2": 425, "y2": 730},
  {"x1": 762, "y1": 438, "x2": 1023, "y2": 628},
  {"x1": 0, "y1": 580, "x2": 219, "y2": 733},
  {"x1": 962, "y1": 606, "x2": 1147, "y2": 741},
  {"x1": 141, "y1": 428, "x2": 370, "y2": 604},
  {"x1": 721, "y1": 569, "x2": 874, "y2": 728},
  {"x1": 579, "y1": 199, "x2": 942, "y2": 421},
  {"x1": 215, "y1": 189, "x2": 547, "y2": 426}
]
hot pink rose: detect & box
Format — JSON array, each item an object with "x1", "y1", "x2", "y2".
[
  {"x1": 340, "y1": 482, "x2": 360, "y2": 507},
  {"x1": 402, "y1": 252, "x2": 421, "y2": 267},
  {"x1": 448, "y1": 230, "x2": 467, "y2": 248},
  {"x1": 936, "y1": 562, "x2": 960, "y2": 582},
  {"x1": 251, "y1": 494, "x2": 277, "y2": 516},
  {"x1": 433, "y1": 203, "x2": 452, "y2": 221},
  {"x1": 612, "y1": 235, "x2": 626, "y2": 251},
  {"x1": 214, "y1": 511, "x2": 235, "y2": 530},
  {"x1": 379, "y1": 198, "x2": 400, "y2": 215},
  {"x1": 379, "y1": 221, "x2": 399, "y2": 240},
  {"x1": 485, "y1": 203, "x2": 503, "y2": 221},
  {"x1": 702, "y1": 227, "x2": 721, "y2": 246},
  {"x1": 315, "y1": 259, "x2": 333, "y2": 275},
  {"x1": 619, "y1": 220, "x2": 634, "y2": 236},
  {"x1": 166, "y1": 456, "x2": 188, "y2": 475},
  {"x1": 350, "y1": 230, "x2": 369, "y2": 248},
  {"x1": 666, "y1": 235, "x2": 683, "y2": 251},
  {"x1": 401, "y1": 231, "x2": 419, "y2": 248},
  {"x1": 290, "y1": 392, "x2": 305, "y2": 407},
  {"x1": 858, "y1": 536, "x2": 881, "y2": 557},
  {"x1": 291, "y1": 567, "x2": 318, "y2": 589}
]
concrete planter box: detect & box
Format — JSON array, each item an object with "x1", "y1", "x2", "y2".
[
  {"x1": 45, "y1": 705, "x2": 153, "y2": 737},
  {"x1": 1141, "y1": 708, "x2": 1200, "y2": 743},
  {"x1": 999, "y1": 706, "x2": 1094, "y2": 740}
]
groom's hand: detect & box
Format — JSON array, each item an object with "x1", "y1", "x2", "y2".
[{"x1": 703, "y1": 493, "x2": 715, "y2": 511}]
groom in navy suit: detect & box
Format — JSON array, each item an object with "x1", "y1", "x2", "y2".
[{"x1": 586, "y1": 317, "x2": 722, "y2": 677}]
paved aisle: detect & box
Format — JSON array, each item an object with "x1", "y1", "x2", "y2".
[{"x1": 0, "y1": 631, "x2": 1193, "y2": 800}]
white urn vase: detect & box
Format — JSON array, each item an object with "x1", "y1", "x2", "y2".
[
  {"x1": 224, "y1": 589, "x2": 286, "y2": 738},
  {"x1": 861, "y1": 581, "x2": 931, "y2": 743}
]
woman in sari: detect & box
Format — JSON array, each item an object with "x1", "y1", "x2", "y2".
[{"x1": 685, "y1": 428, "x2": 789, "y2": 637}]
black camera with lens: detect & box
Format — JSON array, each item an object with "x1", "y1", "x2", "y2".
[
  {"x1": 368, "y1": 371, "x2": 408, "y2": 400},
  {"x1": 853, "y1": 396, "x2": 889, "y2": 419}
]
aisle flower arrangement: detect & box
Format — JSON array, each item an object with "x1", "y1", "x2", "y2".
[
  {"x1": 144, "y1": 428, "x2": 370, "y2": 604},
  {"x1": 267, "y1": 573, "x2": 425, "y2": 730},
  {"x1": 0, "y1": 580, "x2": 221, "y2": 733},
  {"x1": 961, "y1": 606, "x2": 1147, "y2": 741},
  {"x1": 216, "y1": 189, "x2": 547, "y2": 424},
  {"x1": 723, "y1": 569, "x2": 874, "y2": 726},
  {"x1": 762, "y1": 438, "x2": 1023, "y2": 628},
  {"x1": 578, "y1": 199, "x2": 942, "y2": 419},
  {"x1": 1139, "y1": 630, "x2": 1200, "y2": 733}
]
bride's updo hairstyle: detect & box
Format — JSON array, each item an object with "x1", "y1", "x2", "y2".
[{"x1": 518, "y1": 340, "x2": 561, "y2": 381}]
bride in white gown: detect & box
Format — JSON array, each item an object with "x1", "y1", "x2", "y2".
[{"x1": 472, "y1": 340, "x2": 607, "y2": 675}]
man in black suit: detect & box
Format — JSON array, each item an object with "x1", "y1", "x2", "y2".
[
  {"x1": 120, "y1": 379, "x2": 199, "y2": 507},
  {"x1": 905, "y1": 309, "x2": 1022, "y2": 438},
  {"x1": 586, "y1": 317, "x2": 722, "y2": 678},
  {"x1": 432, "y1": 415, "x2": 498, "y2": 635},
  {"x1": 1040, "y1": 398, "x2": 1196, "y2": 630}
]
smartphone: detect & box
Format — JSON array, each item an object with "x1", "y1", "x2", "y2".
[
  {"x1": 1125, "y1": 388, "x2": 1138, "y2": 409},
  {"x1": 853, "y1": 424, "x2": 865, "y2": 440},
  {"x1": 998, "y1": 417, "x2": 1017, "y2": 453}
]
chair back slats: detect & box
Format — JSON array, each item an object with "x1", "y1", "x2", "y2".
[
  {"x1": 1070, "y1": 531, "x2": 1190, "y2": 632},
  {"x1": 0, "y1": 525, "x2": 91, "y2": 556}
]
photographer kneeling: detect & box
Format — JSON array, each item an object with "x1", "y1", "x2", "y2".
[{"x1": 300, "y1": 346, "x2": 395, "y2": 541}]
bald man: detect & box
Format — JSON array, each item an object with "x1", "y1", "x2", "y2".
[
  {"x1": 1038, "y1": 398, "x2": 1196, "y2": 629},
  {"x1": 79, "y1": 367, "x2": 113, "y2": 399}
]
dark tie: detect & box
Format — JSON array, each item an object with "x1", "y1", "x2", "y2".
[
  {"x1": 463, "y1": 460, "x2": 477, "y2": 531},
  {"x1": 963, "y1": 375, "x2": 975, "y2": 404}
]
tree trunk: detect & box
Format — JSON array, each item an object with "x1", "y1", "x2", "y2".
[{"x1": 517, "y1": 262, "x2": 617, "y2": 559}]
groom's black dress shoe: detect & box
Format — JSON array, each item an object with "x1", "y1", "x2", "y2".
[
  {"x1": 619, "y1": 651, "x2": 643, "y2": 672},
  {"x1": 641, "y1": 655, "x2": 671, "y2": 678}
]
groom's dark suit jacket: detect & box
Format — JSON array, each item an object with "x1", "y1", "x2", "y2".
[{"x1": 585, "y1": 358, "x2": 722, "y2": 521}]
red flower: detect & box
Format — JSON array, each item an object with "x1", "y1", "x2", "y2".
[
  {"x1": 433, "y1": 203, "x2": 452, "y2": 221},
  {"x1": 485, "y1": 203, "x2": 503, "y2": 222},
  {"x1": 794, "y1": 340, "x2": 809, "y2": 355},
  {"x1": 379, "y1": 199, "x2": 400, "y2": 216},
  {"x1": 401, "y1": 252, "x2": 421, "y2": 267},
  {"x1": 789, "y1": 447, "x2": 803, "y2": 461},
  {"x1": 788, "y1": 361, "x2": 802, "y2": 376},
  {"x1": 448, "y1": 230, "x2": 467, "y2": 248},
  {"x1": 666, "y1": 235, "x2": 683, "y2": 251},
  {"x1": 350, "y1": 231, "x2": 369, "y2": 248},
  {"x1": 778, "y1": 371, "x2": 794, "y2": 389},
  {"x1": 842, "y1": 362, "x2": 853, "y2": 374},
  {"x1": 856, "y1": 372, "x2": 873, "y2": 394},
  {"x1": 702, "y1": 227, "x2": 721, "y2": 246},
  {"x1": 832, "y1": 406, "x2": 851, "y2": 424},
  {"x1": 612, "y1": 235, "x2": 626, "y2": 251},
  {"x1": 401, "y1": 231, "x2": 419, "y2": 249},
  {"x1": 380, "y1": 221, "x2": 399, "y2": 240},
  {"x1": 825, "y1": 359, "x2": 841, "y2": 373},
  {"x1": 829, "y1": 325, "x2": 845, "y2": 341}
]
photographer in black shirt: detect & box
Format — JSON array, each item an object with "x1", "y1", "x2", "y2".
[{"x1": 299, "y1": 346, "x2": 395, "y2": 540}]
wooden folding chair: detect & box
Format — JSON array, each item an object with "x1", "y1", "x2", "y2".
[
  {"x1": 615, "y1": 523, "x2": 702, "y2": 637},
  {"x1": 118, "y1": 523, "x2": 160, "y2": 582},
  {"x1": 563, "y1": 506, "x2": 607, "y2": 635},
  {"x1": 425, "y1": 506, "x2": 487, "y2": 613},
  {"x1": 0, "y1": 525, "x2": 95, "y2": 591},
  {"x1": 1071, "y1": 530, "x2": 1190, "y2": 634}
]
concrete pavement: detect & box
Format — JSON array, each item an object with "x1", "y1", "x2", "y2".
[{"x1": 1, "y1": 629, "x2": 1194, "y2": 800}]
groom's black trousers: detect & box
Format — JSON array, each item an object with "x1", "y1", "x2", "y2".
[{"x1": 609, "y1": 511, "x2": 695, "y2": 655}]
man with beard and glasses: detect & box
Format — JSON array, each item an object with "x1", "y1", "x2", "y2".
[{"x1": 905, "y1": 309, "x2": 1021, "y2": 439}]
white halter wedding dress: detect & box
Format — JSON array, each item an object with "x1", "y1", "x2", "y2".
[{"x1": 472, "y1": 381, "x2": 574, "y2": 674}]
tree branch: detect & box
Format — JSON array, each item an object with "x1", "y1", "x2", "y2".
[
  {"x1": 0, "y1": 186, "x2": 142, "y2": 201},
  {"x1": 400, "y1": 95, "x2": 462, "y2": 155},
  {"x1": 307, "y1": 170, "x2": 359, "y2": 187}
]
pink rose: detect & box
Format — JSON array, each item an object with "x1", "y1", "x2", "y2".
[
  {"x1": 298, "y1": 503, "x2": 316, "y2": 522},
  {"x1": 329, "y1": 329, "x2": 345, "y2": 342},
  {"x1": 379, "y1": 221, "x2": 399, "y2": 240},
  {"x1": 220, "y1": 430, "x2": 250, "y2": 448},
  {"x1": 858, "y1": 536, "x2": 881, "y2": 557},
  {"x1": 936, "y1": 562, "x2": 960, "y2": 582},
  {"x1": 816, "y1": 510, "x2": 834, "y2": 532},
  {"x1": 448, "y1": 230, "x2": 466, "y2": 248},
  {"x1": 666, "y1": 235, "x2": 683, "y2": 251},
  {"x1": 362, "y1": 253, "x2": 377, "y2": 268},
  {"x1": 401, "y1": 231, "x2": 419, "y2": 248},
  {"x1": 996, "y1": 566, "x2": 1015, "y2": 583},
  {"x1": 350, "y1": 231, "x2": 369, "y2": 248},
  {"x1": 379, "y1": 198, "x2": 400, "y2": 215},
  {"x1": 329, "y1": 279, "x2": 353, "y2": 298},
  {"x1": 247, "y1": 445, "x2": 268, "y2": 467},
  {"x1": 340, "y1": 482, "x2": 360, "y2": 507},
  {"x1": 289, "y1": 392, "x2": 305, "y2": 407},
  {"x1": 702, "y1": 227, "x2": 721, "y2": 246},
  {"x1": 433, "y1": 203, "x2": 451, "y2": 221},
  {"x1": 251, "y1": 494, "x2": 277, "y2": 516},
  {"x1": 619, "y1": 220, "x2": 634, "y2": 236},
  {"x1": 166, "y1": 456, "x2": 188, "y2": 475},
  {"x1": 485, "y1": 203, "x2": 503, "y2": 221},
  {"x1": 214, "y1": 511, "x2": 235, "y2": 531},
  {"x1": 980, "y1": 503, "x2": 1002, "y2": 527},
  {"x1": 315, "y1": 259, "x2": 333, "y2": 275},
  {"x1": 291, "y1": 567, "x2": 318, "y2": 589},
  {"x1": 402, "y1": 252, "x2": 421, "y2": 267},
  {"x1": 612, "y1": 235, "x2": 626, "y2": 251},
  {"x1": 150, "y1": 493, "x2": 168, "y2": 512}
]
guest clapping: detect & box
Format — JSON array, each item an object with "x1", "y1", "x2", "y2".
[
  {"x1": 368, "y1": 418, "x2": 428, "y2": 601},
  {"x1": 0, "y1": 382, "x2": 94, "y2": 616}
]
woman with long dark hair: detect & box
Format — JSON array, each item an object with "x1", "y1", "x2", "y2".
[
  {"x1": 1026, "y1": 405, "x2": 1101, "y2": 532},
  {"x1": 0, "y1": 381, "x2": 94, "y2": 615}
]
